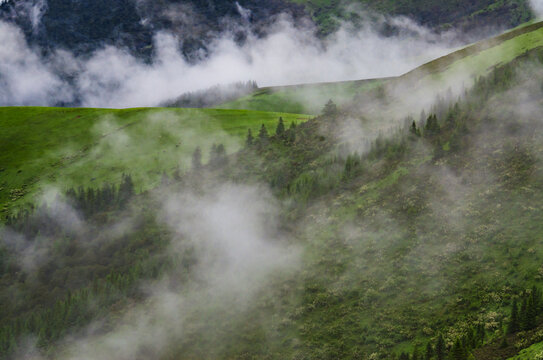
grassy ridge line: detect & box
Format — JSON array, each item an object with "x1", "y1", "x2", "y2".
[
  {"x1": 0, "y1": 107, "x2": 311, "y2": 214},
  {"x1": 222, "y1": 21, "x2": 543, "y2": 115},
  {"x1": 400, "y1": 21, "x2": 543, "y2": 80},
  {"x1": 219, "y1": 78, "x2": 387, "y2": 114}
]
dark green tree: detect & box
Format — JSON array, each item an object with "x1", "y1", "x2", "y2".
[
  {"x1": 425, "y1": 341, "x2": 433, "y2": 360},
  {"x1": 192, "y1": 146, "x2": 202, "y2": 170},
  {"x1": 118, "y1": 174, "x2": 134, "y2": 208},
  {"x1": 410, "y1": 120, "x2": 421, "y2": 137},
  {"x1": 507, "y1": 299, "x2": 519, "y2": 334},
  {"x1": 276, "y1": 117, "x2": 285, "y2": 138},
  {"x1": 212, "y1": 143, "x2": 227, "y2": 167},
  {"x1": 322, "y1": 99, "x2": 338, "y2": 116},
  {"x1": 436, "y1": 334, "x2": 446, "y2": 360},
  {"x1": 451, "y1": 339, "x2": 465, "y2": 360},
  {"x1": 424, "y1": 114, "x2": 440, "y2": 136},
  {"x1": 246, "y1": 128, "x2": 254, "y2": 146},
  {"x1": 258, "y1": 124, "x2": 269, "y2": 144}
]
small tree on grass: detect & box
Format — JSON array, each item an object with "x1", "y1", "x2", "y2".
[{"x1": 276, "y1": 117, "x2": 285, "y2": 138}]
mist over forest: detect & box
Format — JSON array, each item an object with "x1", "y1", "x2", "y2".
[{"x1": 2, "y1": 1, "x2": 543, "y2": 360}]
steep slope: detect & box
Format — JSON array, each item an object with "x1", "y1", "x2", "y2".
[
  {"x1": 3, "y1": 48, "x2": 543, "y2": 359},
  {"x1": 3, "y1": 16, "x2": 543, "y2": 360}
]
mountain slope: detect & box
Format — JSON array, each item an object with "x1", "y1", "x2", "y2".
[
  {"x1": 220, "y1": 20, "x2": 543, "y2": 115},
  {"x1": 3, "y1": 15, "x2": 543, "y2": 360},
  {"x1": 292, "y1": 0, "x2": 533, "y2": 35},
  {"x1": 0, "y1": 0, "x2": 534, "y2": 60},
  {"x1": 3, "y1": 47, "x2": 543, "y2": 359},
  {"x1": 0, "y1": 0, "x2": 306, "y2": 58},
  {"x1": 0, "y1": 107, "x2": 310, "y2": 215}
]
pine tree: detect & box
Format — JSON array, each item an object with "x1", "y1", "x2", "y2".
[
  {"x1": 520, "y1": 296, "x2": 529, "y2": 330},
  {"x1": 526, "y1": 295, "x2": 537, "y2": 330},
  {"x1": 532, "y1": 286, "x2": 541, "y2": 313},
  {"x1": 276, "y1": 117, "x2": 285, "y2": 138},
  {"x1": 507, "y1": 299, "x2": 519, "y2": 334},
  {"x1": 424, "y1": 114, "x2": 440, "y2": 136},
  {"x1": 425, "y1": 341, "x2": 433, "y2": 360},
  {"x1": 436, "y1": 334, "x2": 446, "y2": 360},
  {"x1": 322, "y1": 99, "x2": 338, "y2": 116},
  {"x1": 500, "y1": 334, "x2": 508, "y2": 348},
  {"x1": 286, "y1": 121, "x2": 297, "y2": 144},
  {"x1": 451, "y1": 339, "x2": 465, "y2": 360},
  {"x1": 246, "y1": 128, "x2": 254, "y2": 146},
  {"x1": 118, "y1": 174, "x2": 135, "y2": 208},
  {"x1": 208, "y1": 143, "x2": 227, "y2": 168},
  {"x1": 410, "y1": 120, "x2": 420, "y2": 137},
  {"x1": 412, "y1": 345, "x2": 420, "y2": 360},
  {"x1": 258, "y1": 124, "x2": 269, "y2": 145},
  {"x1": 192, "y1": 146, "x2": 202, "y2": 170}
]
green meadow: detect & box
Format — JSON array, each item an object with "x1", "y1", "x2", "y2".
[{"x1": 0, "y1": 107, "x2": 311, "y2": 213}]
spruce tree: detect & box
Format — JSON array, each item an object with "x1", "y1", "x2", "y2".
[
  {"x1": 119, "y1": 174, "x2": 135, "y2": 208},
  {"x1": 451, "y1": 339, "x2": 464, "y2": 360},
  {"x1": 520, "y1": 296, "x2": 528, "y2": 330},
  {"x1": 436, "y1": 334, "x2": 446, "y2": 360},
  {"x1": 258, "y1": 124, "x2": 268, "y2": 139},
  {"x1": 246, "y1": 128, "x2": 254, "y2": 146},
  {"x1": 287, "y1": 121, "x2": 297, "y2": 143},
  {"x1": 526, "y1": 296, "x2": 537, "y2": 330},
  {"x1": 276, "y1": 117, "x2": 285, "y2": 138},
  {"x1": 410, "y1": 120, "x2": 420, "y2": 137},
  {"x1": 192, "y1": 146, "x2": 202, "y2": 170},
  {"x1": 322, "y1": 99, "x2": 338, "y2": 116},
  {"x1": 507, "y1": 299, "x2": 519, "y2": 334},
  {"x1": 424, "y1": 114, "x2": 440, "y2": 136},
  {"x1": 425, "y1": 341, "x2": 433, "y2": 360}
]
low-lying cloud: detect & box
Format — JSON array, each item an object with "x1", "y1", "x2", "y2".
[
  {"x1": 0, "y1": 12, "x2": 460, "y2": 108},
  {"x1": 531, "y1": 0, "x2": 543, "y2": 17},
  {"x1": 50, "y1": 183, "x2": 299, "y2": 359}
]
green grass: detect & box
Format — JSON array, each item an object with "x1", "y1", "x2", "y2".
[
  {"x1": 507, "y1": 341, "x2": 543, "y2": 359},
  {"x1": 222, "y1": 21, "x2": 543, "y2": 115},
  {"x1": 219, "y1": 78, "x2": 386, "y2": 114},
  {"x1": 402, "y1": 21, "x2": 543, "y2": 82},
  {"x1": 0, "y1": 107, "x2": 311, "y2": 214}
]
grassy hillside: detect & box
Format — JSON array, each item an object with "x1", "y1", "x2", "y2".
[
  {"x1": 222, "y1": 20, "x2": 543, "y2": 115},
  {"x1": 219, "y1": 78, "x2": 386, "y2": 115},
  {"x1": 402, "y1": 20, "x2": 543, "y2": 82},
  {"x1": 0, "y1": 107, "x2": 310, "y2": 214}
]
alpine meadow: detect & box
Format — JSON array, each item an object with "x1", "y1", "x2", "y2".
[{"x1": 3, "y1": 0, "x2": 543, "y2": 359}]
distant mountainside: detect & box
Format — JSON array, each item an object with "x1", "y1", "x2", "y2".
[
  {"x1": 0, "y1": 0, "x2": 535, "y2": 60},
  {"x1": 0, "y1": 0, "x2": 306, "y2": 59},
  {"x1": 294, "y1": 0, "x2": 534, "y2": 35}
]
